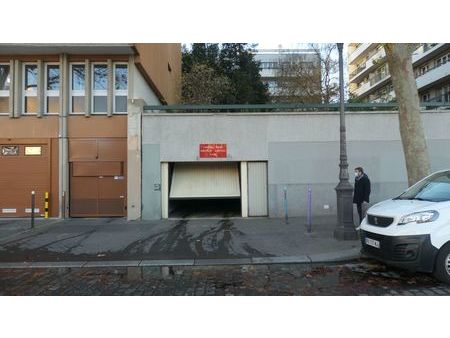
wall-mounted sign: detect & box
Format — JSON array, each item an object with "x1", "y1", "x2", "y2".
[
  {"x1": 25, "y1": 208, "x2": 40, "y2": 213},
  {"x1": 1, "y1": 145, "x2": 19, "y2": 156},
  {"x1": 2, "y1": 208, "x2": 16, "y2": 213},
  {"x1": 25, "y1": 146, "x2": 42, "y2": 156},
  {"x1": 199, "y1": 144, "x2": 227, "y2": 158}
]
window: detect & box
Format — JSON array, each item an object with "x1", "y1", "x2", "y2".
[
  {"x1": 0, "y1": 64, "x2": 10, "y2": 113},
  {"x1": 92, "y1": 64, "x2": 108, "y2": 113},
  {"x1": 70, "y1": 64, "x2": 85, "y2": 113},
  {"x1": 1, "y1": 145, "x2": 19, "y2": 156},
  {"x1": 114, "y1": 63, "x2": 128, "y2": 113},
  {"x1": 23, "y1": 64, "x2": 38, "y2": 113},
  {"x1": 45, "y1": 64, "x2": 60, "y2": 113}
]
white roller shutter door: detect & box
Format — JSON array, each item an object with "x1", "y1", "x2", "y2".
[{"x1": 169, "y1": 162, "x2": 241, "y2": 199}]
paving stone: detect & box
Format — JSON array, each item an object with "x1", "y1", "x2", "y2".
[{"x1": 0, "y1": 259, "x2": 449, "y2": 296}]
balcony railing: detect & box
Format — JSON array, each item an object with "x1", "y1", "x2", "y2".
[
  {"x1": 370, "y1": 72, "x2": 389, "y2": 86},
  {"x1": 349, "y1": 48, "x2": 386, "y2": 81},
  {"x1": 424, "y1": 92, "x2": 450, "y2": 103},
  {"x1": 349, "y1": 63, "x2": 367, "y2": 79},
  {"x1": 416, "y1": 60, "x2": 450, "y2": 90},
  {"x1": 415, "y1": 59, "x2": 448, "y2": 79}
]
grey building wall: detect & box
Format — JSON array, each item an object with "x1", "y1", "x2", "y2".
[
  {"x1": 141, "y1": 110, "x2": 450, "y2": 219},
  {"x1": 142, "y1": 144, "x2": 162, "y2": 220}
]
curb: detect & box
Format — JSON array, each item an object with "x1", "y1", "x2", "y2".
[{"x1": 0, "y1": 248, "x2": 361, "y2": 269}]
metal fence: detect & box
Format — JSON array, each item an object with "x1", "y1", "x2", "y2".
[{"x1": 144, "y1": 102, "x2": 450, "y2": 113}]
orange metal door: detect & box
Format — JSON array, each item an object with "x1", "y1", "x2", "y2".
[
  {"x1": 69, "y1": 138, "x2": 126, "y2": 217},
  {"x1": 0, "y1": 142, "x2": 50, "y2": 218}
]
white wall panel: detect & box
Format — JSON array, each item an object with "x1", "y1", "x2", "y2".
[{"x1": 248, "y1": 162, "x2": 268, "y2": 216}]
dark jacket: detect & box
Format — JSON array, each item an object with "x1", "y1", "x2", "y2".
[{"x1": 353, "y1": 173, "x2": 371, "y2": 204}]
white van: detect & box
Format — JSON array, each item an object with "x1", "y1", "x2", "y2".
[{"x1": 359, "y1": 170, "x2": 450, "y2": 284}]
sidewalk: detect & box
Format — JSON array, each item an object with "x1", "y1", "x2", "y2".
[{"x1": 0, "y1": 216, "x2": 361, "y2": 268}]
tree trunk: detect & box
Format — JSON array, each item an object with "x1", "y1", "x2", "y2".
[{"x1": 384, "y1": 44, "x2": 430, "y2": 186}]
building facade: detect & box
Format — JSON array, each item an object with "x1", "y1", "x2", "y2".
[
  {"x1": 0, "y1": 43, "x2": 181, "y2": 219},
  {"x1": 135, "y1": 104, "x2": 450, "y2": 221},
  {"x1": 348, "y1": 43, "x2": 450, "y2": 103},
  {"x1": 254, "y1": 49, "x2": 321, "y2": 103}
]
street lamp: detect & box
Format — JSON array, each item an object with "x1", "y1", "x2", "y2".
[{"x1": 334, "y1": 43, "x2": 358, "y2": 240}]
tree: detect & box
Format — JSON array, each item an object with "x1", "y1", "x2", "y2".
[
  {"x1": 181, "y1": 64, "x2": 232, "y2": 104},
  {"x1": 218, "y1": 43, "x2": 269, "y2": 104},
  {"x1": 273, "y1": 54, "x2": 322, "y2": 103},
  {"x1": 310, "y1": 43, "x2": 340, "y2": 104},
  {"x1": 272, "y1": 44, "x2": 339, "y2": 104},
  {"x1": 384, "y1": 43, "x2": 430, "y2": 186},
  {"x1": 182, "y1": 43, "x2": 220, "y2": 74},
  {"x1": 182, "y1": 43, "x2": 269, "y2": 104}
]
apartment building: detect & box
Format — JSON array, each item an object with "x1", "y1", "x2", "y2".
[
  {"x1": 254, "y1": 48, "x2": 321, "y2": 103},
  {"x1": 348, "y1": 43, "x2": 450, "y2": 103},
  {"x1": 0, "y1": 43, "x2": 181, "y2": 218}
]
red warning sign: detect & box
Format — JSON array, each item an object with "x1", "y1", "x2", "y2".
[{"x1": 199, "y1": 144, "x2": 227, "y2": 158}]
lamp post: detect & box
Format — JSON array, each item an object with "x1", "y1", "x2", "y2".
[{"x1": 334, "y1": 43, "x2": 358, "y2": 240}]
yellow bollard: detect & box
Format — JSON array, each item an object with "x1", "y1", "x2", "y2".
[{"x1": 44, "y1": 192, "x2": 49, "y2": 219}]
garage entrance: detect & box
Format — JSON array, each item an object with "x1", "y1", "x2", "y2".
[
  {"x1": 0, "y1": 140, "x2": 53, "y2": 218},
  {"x1": 69, "y1": 138, "x2": 126, "y2": 217},
  {"x1": 161, "y1": 161, "x2": 269, "y2": 219},
  {"x1": 167, "y1": 162, "x2": 242, "y2": 218}
]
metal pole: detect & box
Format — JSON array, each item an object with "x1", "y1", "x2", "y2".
[
  {"x1": 283, "y1": 186, "x2": 288, "y2": 224},
  {"x1": 44, "y1": 191, "x2": 49, "y2": 219},
  {"x1": 307, "y1": 185, "x2": 312, "y2": 233},
  {"x1": 31, "y1": 191, "x2": 35, "y2": 228},
  {"x1": 334, "y1": 43, "x2": 358, "y2": 240}
]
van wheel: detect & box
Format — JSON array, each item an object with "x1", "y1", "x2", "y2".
[{"x1": 434, "y1": 243, "x2": 450, "y2": 284}]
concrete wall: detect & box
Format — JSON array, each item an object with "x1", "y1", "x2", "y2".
[
  {"x1": 134, "y1": 44, "x2": 181, "y2": 105},
  {"x1": 131, "y1": 63, "x2": 161, "y2": 105},
  {"x1": 141, "y1": 110, "x2": 450, "y2": 219}
]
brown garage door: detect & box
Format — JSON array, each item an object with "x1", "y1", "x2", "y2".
[
  {"x1": 0, "y1": 142, "x2": 50, "y2": 218},
  {"x1": 69, "y1": 138, "x2": 126, "y2": 217}
]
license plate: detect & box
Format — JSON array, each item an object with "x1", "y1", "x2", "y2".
[{"x1": 365, "y1": 237, "x2": 380, "y2": 249}]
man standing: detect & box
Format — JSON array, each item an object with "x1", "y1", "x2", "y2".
[{"x1": 353, "y1": 167, "x2": 371, "y2": 225}]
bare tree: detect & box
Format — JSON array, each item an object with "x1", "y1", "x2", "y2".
[
  {"x1": 273, "y1": 44, "x2": 339, "y2": 104},
  {"x1": 309, "y1": 43, "x2": 340, "y2": 104},
  {"x1": 273, "y1": 54, "x2": 322, "y2": 103},
  {"x1": 384, "y1": 43, "x2": 430, "y2": 186}
]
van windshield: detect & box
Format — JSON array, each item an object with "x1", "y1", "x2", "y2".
[{"x1": 395, "y1": 171, "x2": 450, "y2": 202}]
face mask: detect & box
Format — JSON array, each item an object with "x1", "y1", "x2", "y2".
[{"x1": 354, "y1": 172, "x2": 359, "y2": 177}]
